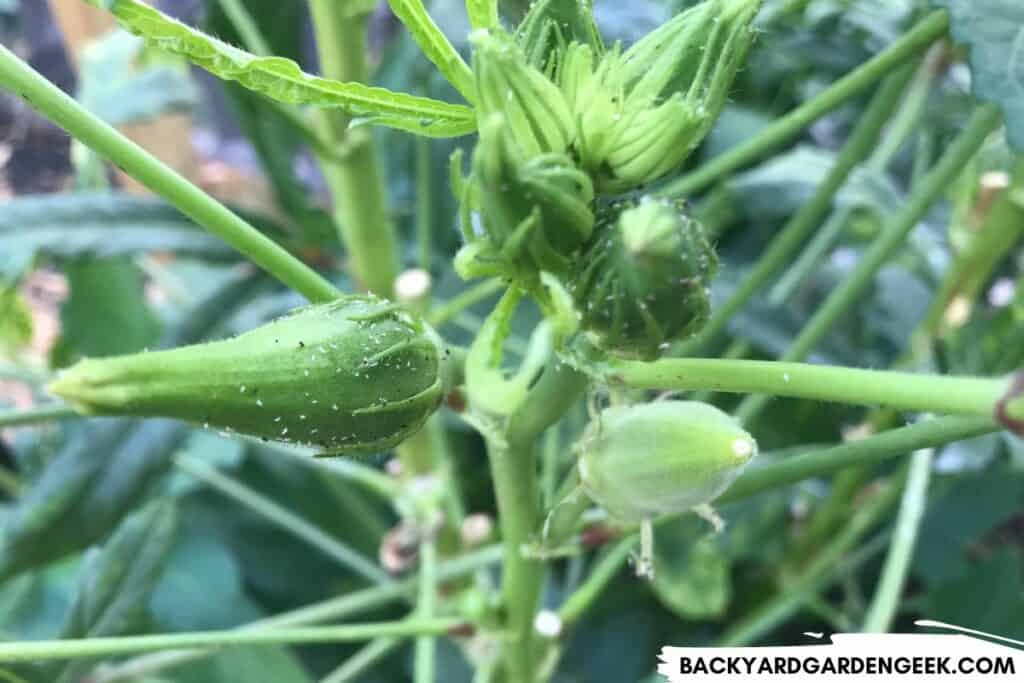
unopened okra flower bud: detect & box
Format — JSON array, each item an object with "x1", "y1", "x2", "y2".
[
  {"x1": 471, "y1": 28, "x2": 575, "y2": 162},
  {"x1": 571, "y1": 197, "x2": 717, "y2": 359},
  {"x1": 49, "y1": 295, "x2": 450, "y2": 454},
  {"x1": 578, "y1": 400, "x2": 757, "y2": 523},
  {"x1": 557, "y1": 0, "x2": 761, "y2": 192}
]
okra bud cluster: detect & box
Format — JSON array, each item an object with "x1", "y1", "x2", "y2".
[{"x1": 50, "y1": 295, "x2": 450, "y2": 455}]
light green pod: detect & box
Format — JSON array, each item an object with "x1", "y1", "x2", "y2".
[
  {"x1": 49, "y1": 295, "x2": 449, "y2": 454},
  {"x1": 577, "y1": 401, "x2": 757, "y2": 523}
]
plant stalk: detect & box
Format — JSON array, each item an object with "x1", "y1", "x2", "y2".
[
  {"x1": 0, "y1": 45, "x2": 339, "y2": 303},
  {"x1": 308, "y1": 0, "x2": 399, "y2": 297}
]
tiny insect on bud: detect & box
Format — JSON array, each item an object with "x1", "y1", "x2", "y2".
[
  {"x1": 49, "y1": 295, "x2": 450, "y2": 455},
  {"x1": 571, "y1": 197, "x2": 717, "y2": 359},
  {"x1": 577, "y1": 401, "x2": 757, "y2": 524}
]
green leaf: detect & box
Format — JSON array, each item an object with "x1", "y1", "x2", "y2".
[
  {"x1": 934, "y1": 0, "x2": 1024, "y2": 151},
  {"x1": 0, "y1": 419, "x2": 187, "y2": 582},
  {"x1": 51, "y1": 501, "x2": 178, "y2": 683},
  {"x1": 0, "y1": 192, "x2": 241, "y2": 282},
  {"x1": 922, "y1": 546, "x2": 1024, "y2": 640},
  {"x1": 88, "y1": 0, "x2": 477, "y2": 137},
  {"x1": 652, "y1": 520, "x2": 732, "y2": 620},
  {"x1": 61, "y1": 257, "x2": 161, "y2": 359},
  {"x1": 385, "y1": 0, "x2": 475, "y2": 102},
  {"x1": 78, "y1": 31, "x2": 197, "y2": 127}
]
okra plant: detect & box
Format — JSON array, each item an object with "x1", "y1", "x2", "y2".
[{"x1": 0, "y1": 0, "x2": 1022, "y2": 681}]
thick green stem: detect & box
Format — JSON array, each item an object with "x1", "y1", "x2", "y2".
[
  {"x1": 0, "y1": 403, "x2": 78, "y2": 428},
  {"x1": 862, "y1": 448, "x2": 933, "y2": 632},
  {"x1": 659, "y1": 10, "x2": 950, "y2": 198},
  {"x1": 0, "y1": 620, "x2": 461, "y2": 663},
  {"x1": 486, "y1": 436, "x2": 544, "y2": 683},
  {"x1": 677, "y1": 63, "x2": 917, "y2": 355},
  {"x1": 606, "y1": 357, "x2": 1007, "y2": 417},
  {"x1": 0, "y1": 45, "x2": 339, "y2": 303},
  {"x1": 309, "y1": 0, "x2": 398, "y2": 297},
  {"x1": 735, "y1": 104, "x2": 1002, "y2": 421}
]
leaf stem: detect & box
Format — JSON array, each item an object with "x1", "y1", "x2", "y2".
[
  {"x1": 677, "y1": 62, "x2": 917, "y2": 355},
  {"x1": 308, "y1": 0, "x2": 399, "y2": 296},
  {"x1": 0, "y1": 45, "x2": 339, "y2": 303},
  {"x1": 606, "y1": 357, "x2": 1007, "y2": 417},
  {"x1": 0, "y1": 620, "x2": 462, "y2": 663},
  {"x1": 862, "y1": 448, "x2": 933, "y2": 632},
  {"x1": 557, "y1": 538, "x2": 638, "y2": 625},
  {"x1": 320, "y1": 637, "x2": 402, "y2": 683},
  {"x1": 0, "y1": 403, "x2": 78, "y2": 428},
  {"x1": 414, "y1": 538, "x2": 437, "y2": 683},
  {"x1": 734, "y1": 104, "x2": 1002, "y2": 421},
  {"x1": 175, "y1": 455, "x2": 391, "y2": 585},
  {"x1": 428, "y1": 278, "x2": 505, "y2": 327},
  {"x1": 659, "y1": 10, "x2": 950, "y2": 198}
]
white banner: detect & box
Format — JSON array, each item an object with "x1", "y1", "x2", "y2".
[{"x1": 658, "y1": 622, "x2": 1024, "y2": 682}]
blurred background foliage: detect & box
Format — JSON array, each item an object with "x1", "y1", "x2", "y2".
[{"x1": 0, "y1": 0, "x2": 1021, "y2": 681}]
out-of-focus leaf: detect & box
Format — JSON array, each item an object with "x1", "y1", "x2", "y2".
[
  {"x1": 0, "y1": 287, "x2": 32, "y2": 355},
  {"x1": 168, "y1": 645, "x2": 313, "y2": 683},
  {"x1": 0, "y1": 192, "x2": 240, "y2": 281},
  {"x1": 0, "y1": 419, "x2": 187, "y2": 581},
  {"x1": 913, "y1": 468, "x2": 1024, "y2": 586},
  {"x1": 51, "y1": 500, "x2": 178, "y2": 683},
  {"x1": 921, "y1": 546, "x2": 1024, "y2": 640},
  {"x1": 149, "y1": 530, "x2": 261, "y2": 631},
  {"x1": 653, "y1": 526, "x2": 731, "y2": 620},
  {"x1": 88, "y1": 0, "x2": 477, "y2": 137},
  {"x1": 61, "y1": 257, "x2": 161, "y2": 358},
  {"x1": 0, "y1": 560, "x2": 78, "y2": 640},
  {"x1": 934, "y1": 0, "x2": 1024, "y2": 151},
  {"x1": 78, "y1": 31, "x2": 197, "y2": 126}
]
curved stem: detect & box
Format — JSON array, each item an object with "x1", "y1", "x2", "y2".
[
  {"x1": 735, "y1": 104, "x2": 1002, "y2": 422},
  {"x1": 677, "y1": 62, "x2": 918, "y2": 355},
  {"x1": 0, "y1": 45, "x2": 339, "y2": 303},
  {"x1": 862, "y1": 448, "x2": 933, "y2": 632},
  {"x1": 0, "y1": 620, "x2": 461, "y2": 663},
  {"x1": 0, "y1": 403, "x2": 78, "y2": 428},
  {"x1": 428, "y1": 278, "x2": 505, "y2": 327},
  {"x1": 606, "y1": 358, "x2": 1007, "y2": 418},
  {"x1": 659, "y1": 10, "x2": 950, "y2": 198}
]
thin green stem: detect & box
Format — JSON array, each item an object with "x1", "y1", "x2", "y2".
[
  {"x1": 0, "y1": 620, "x2": 461, "y2": 663},
  {"x1": 309, "y1": 0, "x2": 398, "y2": 296},
  {"x1": 606, "y1": 357, "x2": 1008, "y2": 418},
  {"x1": 428, "y1": 278, "x2": 506, "y2": 327},
  {"x1": 862, "y1": 448, "x2": 933, "y2": 633},
  {"x1": 414, "y1": 538, "x2": 438, "y2": 683},
  {"x1": 216, "y1": 0, "x2": 273, "y2": 55},
  {"x1": 557, "y1": 538, "x2": 638, "y2": 625},
  {"x1": 0, "y1": 403, "x2": 78, "y2": 428},
  {"x1": 320, "y1": 638, "x2": 402, "y2": 683},
  {"x1": 735, "y1": 104, "x2": 1002, "y2": 422},
  {"x1": 659, "y1": 10, "x2": 950, "y2": 198},
  {"x1": 248, "y1": 438, "x2": 400, "y2": 501},
  {"x1": 677, "y1": 62, "x2": 917, "y2": 355},
  {"x1": 719, "y1": 416, "x2": 993, "y2": 504},
  {"x1": 770, "y1": 52, "x2": 941, "y2": 303},
  {"x1": 416, "y1": 137, "x2": 434, "y2": 272},
  {"x1": 0, "y1": 467, "x2": 20, "y2": 497},
  {"x1": 175, "y1": 455, "x2": 391, "y2": 585},
  {"x1": 89, "y1": 544, "x2": 502, "y2": 683},
  {"x1": 0, "y1": 45, "x2": 339, "y2": 303}
]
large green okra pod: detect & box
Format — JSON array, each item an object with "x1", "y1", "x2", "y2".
[{"x1": 50, "y1": 295, "x2": 451, "y2": 454}]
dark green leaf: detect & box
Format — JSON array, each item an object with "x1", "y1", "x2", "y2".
[
  {"x1": 652, "y1": 526, "x2": 731, "y2": 620},
  {"x1": 934, "y1": 0, "x2": 1024, "y2": 150},
  {"x1": 0, "y1": 192, "x2": 240, "y2": 282}
]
